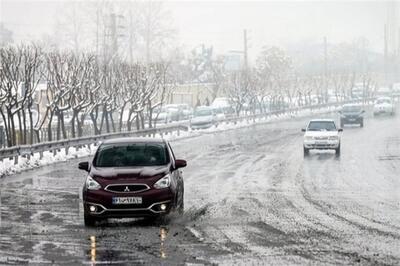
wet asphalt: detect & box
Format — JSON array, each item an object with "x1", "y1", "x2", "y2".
[{"x1": 0, "y1": 108, "x2": 400, "y2": 265}]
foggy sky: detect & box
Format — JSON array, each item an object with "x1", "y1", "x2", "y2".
[{"x1": 0, "y1": 0, "x2": 393, "y2": 57}]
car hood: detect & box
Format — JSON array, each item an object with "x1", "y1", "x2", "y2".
[
  {"x1": 304, "y1": 131, "x2": 339, "y2": 137},
  {"x1": 90, "y1": 165, "x2": 169, "y2": 180},
  {"x1": 191, "y1": 116, "x2": 213, "y2": 124},
  {"x1": 342, "y1": 111, "x2": 362, "y2": 116},
  {"x1": 374, "y1": 103, "x2": 392, "y2": 107}
]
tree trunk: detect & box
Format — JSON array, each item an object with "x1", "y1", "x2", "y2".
[
  {"x1": 118, "y1": 102, "x2": 127, "y2": 132},
  {"x1": 47, "y1": 112, "x2": 54, "y2": 142}
]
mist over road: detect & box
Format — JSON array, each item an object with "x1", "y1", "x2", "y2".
[{"x1": 1, "y1": 110, "x2": 399, "y2": 265}]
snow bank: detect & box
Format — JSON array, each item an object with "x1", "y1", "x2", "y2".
[
  {"x1": 0, "y1": 145, "x2": 97, "y2": 177},
  {"x1": 0, "y1": 104, "x2": 340, "y2": 177}
]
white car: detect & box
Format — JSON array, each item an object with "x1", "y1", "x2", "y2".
[
  {"x1": 302, "y1": 119, "x2": 342, "y2": 156},
  {"x1": 190, "y1": 106, "x2": 217, "y2": 129},
  {"x1": 373, "y1": 97, "x2": 395, "y2": 116}
]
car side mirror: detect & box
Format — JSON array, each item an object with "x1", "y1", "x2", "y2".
[
  {"x1": 301, "y1": 128, "x2": 306, "y2": 132},
  {"x1": 175, "y1": 159, "x2": 187, "y2": 169},
  {"x1": 338, "y1": 128, "x2": 343, "y2": 132},
  {"x1": 78, "y1": 161, "x2": 90, "y2": 172}
]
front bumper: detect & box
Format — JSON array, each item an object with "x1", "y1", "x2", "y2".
[
  {"x1": 341, "y1": 116, "x2": 362, "y2": 124},
  {"x1": 304, "y1": 140, "x2": 340, "y2": 150},
  {"x1": 373, "y1": 107, "x2": 393, "y2": 114},
  {"x1": 83, "y1": 188, "x2": 174, "y2": 218},
  {"x1": 190, "y1": 122, "x2": 213, "y2": 129}
]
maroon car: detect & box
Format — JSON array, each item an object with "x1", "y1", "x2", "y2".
[{"x1": 78, "y1": 138, "x2": 186, "y2": 226}]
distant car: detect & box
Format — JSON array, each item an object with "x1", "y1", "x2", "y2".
[
  {"x1": 175, "y1": 104, "x2": 193, "y2": 120},
  {"x1": 190, "y1": 106, "x2": 217, "y2": 129},
  {"x1": 392, "y1": 83, "x2": 400, "y2": 98},
  {"x1": 79, "y1": 137, "x2": 186, "y2": 226},
  {"x1": 152, "y1": 106, "x2": 180, "y2": 124},
  {"x1": 302, "y1": 119, "x2": 342, "y2": 156},
  {"x1": 373, "y1": 97, "x2": 395, "y2": 116},
  {"x1": 339, "y1": 104, "x2": 365, "y2": 127},
  {"x1": 211, "y1": 97, "x2": 234, "y2": 114},
  {"x1": 212, "y1": 107, "x2": 226, "y2": 121},
  {"x1": 164, "y1": 105, "x2": 182, "y2": 121},
  {"x1": 375, "y1": 87, "x2": 392, "y2": 97}
]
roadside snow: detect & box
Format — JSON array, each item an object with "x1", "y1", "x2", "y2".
[{"x1": 0, "y1": 104, "x2": 341, "y2": 177}]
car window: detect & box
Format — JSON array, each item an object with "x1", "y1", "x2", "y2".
[
  {"x1": 194, "y1": 109, "x2": 212, "y2": 116},
  {"x1": 342, "y1": 106, "x2": 361, "y2": 112},
  {"x1": 307, "y1": 121, "x2": 337, "y2": 131},
  {"x1": 94, "y1": 143, "x2": 168, "y2": 167},
  {"x1": 376, "y1": 99, "x2": 391, "y2": 104}
]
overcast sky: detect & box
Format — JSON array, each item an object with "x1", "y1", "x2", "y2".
[{"x1": 0, "y1": 0, "x2": 395, "y2": 57}]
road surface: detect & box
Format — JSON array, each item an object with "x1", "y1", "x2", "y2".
[{"x1": 0, "y1": 109, "x2": 399, "y2": 265}]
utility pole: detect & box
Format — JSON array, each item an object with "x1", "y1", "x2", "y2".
[
  {"x1": 384, "y1": 23, "x2": 388, "y2": 83},
  {"x1": 110, "y1": 13, "x2": 118, "y2": 60},
  {"x1": 129, "y1": 7, "x2": 133, "y2": 64},
  {"x1": 96, "y1": 6, "x2": 99, "y2": 57},
  {"x1": 244, "y1": 29, "x2": 248, "y2": 70},
  {"x1": 323, "y1": 36, "x2": 328, "y2": 78}
]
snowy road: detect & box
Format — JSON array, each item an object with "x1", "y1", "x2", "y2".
[{"x1": 1, "y1": 110, "x2": 400, "y2": 265}]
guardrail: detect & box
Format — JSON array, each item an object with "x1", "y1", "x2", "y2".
[
  {"x1": 0, "y1": 98, "x2": 374, "y2": 165},
  {"x1": 0, "y1": 124, "x2": 188, "y2": 164},
  {"x1": 218, "y1": 98, "x2": 374, "y2": 125}
]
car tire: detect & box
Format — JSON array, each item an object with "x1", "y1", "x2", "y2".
[
  {"x1": 176, "y1": 186, "x2": 184, "y2": 215},
  {"x1": 335, "y1": 145, "x2": 341, "y2": 156},
  {"x1": 177, "y1": 195, "x2": 184, "y2": 215},
  {"x1": 360, "y1": 120, "x2": 364, "y2": 127},
  {"x1": 303, "y1": 147, "x2": 309, "y2": 156},
  {"x1": 84, "y1": 212, "x2": 97, "y2": 227}
]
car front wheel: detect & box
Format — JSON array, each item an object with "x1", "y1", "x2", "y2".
[
  {"x1": 176, "y1": 186, "x2": 184, "y2": 214},
  {"x1": 335, "y1": 145, "x2": 341, "y2": 156},
  {"x1": 84, "y1": 212, "x2": 97, "y2": 227}
]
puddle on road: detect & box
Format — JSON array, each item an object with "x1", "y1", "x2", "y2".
[{"x1": 86, "y1": 225, "x2": 170, "y2": 264}]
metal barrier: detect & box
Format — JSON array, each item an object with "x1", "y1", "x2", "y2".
[
  {"x1": 0, "y1": 98, "x2": 374, "y2": 165},
  {"x1": 0, "y1": 124, "x2": 188, "y2": 164}
]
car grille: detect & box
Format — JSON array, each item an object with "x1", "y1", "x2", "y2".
[
  {"x1": 314, "y1": 136, "x2": 328, "y2": 140},
  {"x1": 105, "y1": 184, "x2": 150, "y2": 193}
]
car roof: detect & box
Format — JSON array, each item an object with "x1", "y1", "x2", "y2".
[
  {"x1": 342, "y1": 103, "x2": 361, "y2": 107},
  {"x1": 101, "y1": 137, "x2": 166, "y2": 145},
  {"x1": 196, "y1": 105, "x2": 212, "y2": 110},
  {"x1": 309, "y1": 119, "x2": 335, "y2": 122},
  {"x1": 376, "y1": 96, "x2": 391, "y2": 100}
]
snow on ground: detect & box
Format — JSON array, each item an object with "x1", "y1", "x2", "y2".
[{"x1": 0, "y1": 104, "x2": 341, "y2": 177}]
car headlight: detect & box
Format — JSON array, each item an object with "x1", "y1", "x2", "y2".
[
  {"x1": 86, "y1": 176, "x2": 101, "y2": 190},
  {"x1": 304, "y1": 136, "x2": 314, "y2": 140},
  {"x1": 329, "y1": 136, "x2": 339, "y2": 140},
  {"x1": 154, "y1": 174, "x2": 171, "y2": 189}
]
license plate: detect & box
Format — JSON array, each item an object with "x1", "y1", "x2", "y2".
[
  {"x1": 316, "y1": 141, "x2": 327, "y2": 145},
  {"x1": 112, "y1": 197, "x2": 142, "y2": 204}
]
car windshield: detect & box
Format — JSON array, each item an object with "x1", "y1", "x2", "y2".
[
  {"x1": 94, "y1": 143, "x2": 168, "y2": 167},
  {"x1": 308, "y1": 121, "x2": 337, "y2": 131},
  {"x1": 342, "y1": 105, "x2": 361, "y2": 112},
  {"x1": 376, "y1": 99, "x2": 391, "y2": 104},
  {"x1": 194, "y1": 109, "x2": 212, "y2": 116}
]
